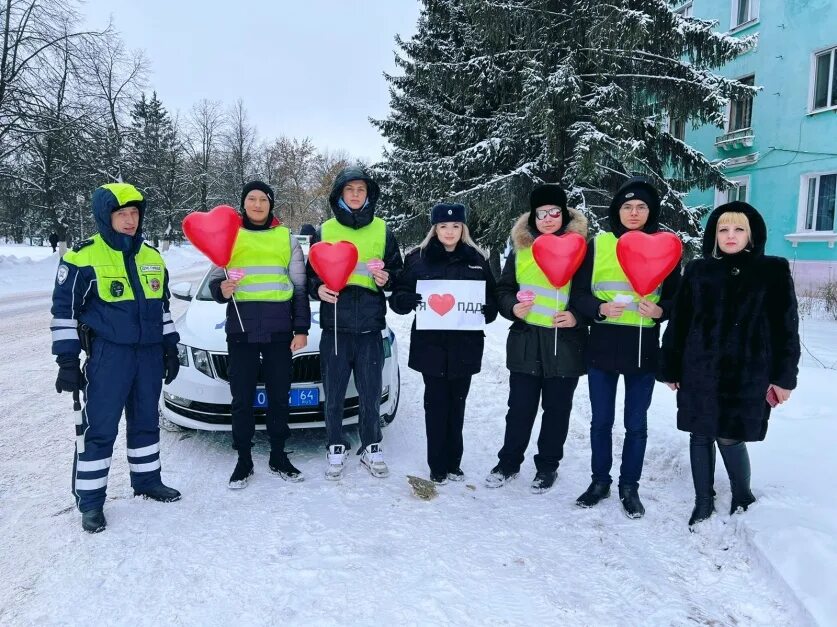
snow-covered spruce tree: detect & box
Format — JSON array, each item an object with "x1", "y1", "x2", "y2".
[{"x1": 373, "y1": 0, "x2": 757, "y2": 259}]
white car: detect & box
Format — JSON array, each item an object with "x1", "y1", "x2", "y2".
[{"x1": 159, "y1": 268, "x2": 400, "y2": 431}]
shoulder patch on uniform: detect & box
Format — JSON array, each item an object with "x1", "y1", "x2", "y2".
[
  {"x1": 56, "y1": 264, "x2": 69, "y2": 284},
  {"x1": 143, "y1": 242, "x2": 160, "y2": 253},
  {"x1": 72, "y1": 239, "x2": 93, "y2": 252}
]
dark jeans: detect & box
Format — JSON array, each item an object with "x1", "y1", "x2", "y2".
[
  {"x1": 497, "y1": 372, "x2": 579, "y2": 474},
  {"x1": 320, "y1": 331, "x2": 383, "y2": 450},
  {"x1": 422, "y1": 374, "x2": 472, "y2": 475},
  {"x1": 228, "y1": 339, "x2": 292, "y2": 455},
  {"x1": 588, "y1": 367, "x2": 655, "y2": 488}
]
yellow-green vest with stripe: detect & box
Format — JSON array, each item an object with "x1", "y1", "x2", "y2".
[
  {"x1": 320, "y1": 217, "x2": 387, "y2": 291},
  {"x1": 64, "y1": 234, "x2": 165, "y2": 303},
  {"x1": 591, "y1": 232, "x2": 659, "y2": 328},
  {"x1": 228, "y1": 226, "x2": 293, "y2": 302},
  {"x1": 515, "y1": 246, "x2": 570, "y2": 328}
]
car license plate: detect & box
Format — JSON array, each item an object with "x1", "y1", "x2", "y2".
[{"x1": 253, "y1": 387, "x2": 319, "y2": 408}]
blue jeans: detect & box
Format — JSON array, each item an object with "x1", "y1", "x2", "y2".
[
  {"x1": 587, "y1": 367, "x2": 655, "y2": 488},
  {"x1": 320, "y1": 331, "x2": 383, "y2": 450}
]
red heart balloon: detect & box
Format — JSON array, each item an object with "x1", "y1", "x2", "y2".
[
  {"x1": 182, "y1": 205, "x2": 242, "y2": 267},
  {"x1": 428, "y1": 293, "x2": 456, "y2": 316},
  {"x1": 532, "y1": 232, "x2": 588, "y2": 288},
  {"x1": 616, "y1": 231, "x2": 683, "y2": 296},
  {"x1": 309, "y1": 241, "x2": 359, "y2": 292}
]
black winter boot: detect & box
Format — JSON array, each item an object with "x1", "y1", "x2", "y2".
[
  {"x1": 530, "y1": 470, "x2": 557, "y2": 494},
  {"x1": 575, "y1": 481, "x2": 611, "y2": 508},
  {"x1": 229, "y1": 454, "x2": 254, "y2": 489},
  {"x1": 718, "y1": 440, "x2": 756, "y2": 515},
  {"x1": 269, "y1": 451, "x2": 304, "y2": 482},
  {"x1": 134, "y1": 483, "x2": 181, "y2": 502},
  {"x1": 618, "y1": 485, "x2": 645, "y2": 519},
  {"x1": 81, "y1": 508, "x2": 107, "y2": 533},
  {"x1": 688, "y1": 434, "x2": 716, "y2": 527}
]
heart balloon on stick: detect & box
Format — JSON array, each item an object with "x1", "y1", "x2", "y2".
[
  {"x1": 532, "y1": 232, "x2": 587, "y2": 288},
  {"x1": 616, "y1": 231, "x2": 682, "y2": 296},
  {"x1": 182, "y1": 205, "x2": 242, "y2": 267},
  {"x1": 308, "y1": 241, "x2": 359, "y2": 292}
]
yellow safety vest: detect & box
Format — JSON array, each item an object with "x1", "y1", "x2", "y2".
[
  {"x1": 320, "y1": 217, "x2": 387, "y2": 291},
  {"x1": 64, "y1": 234, "x2": 165, "y2": 303},
  {"x1": 515, "y1": 246, "x2": 571, "y2": 328},
  {"x1": 591, "y1": 232, "x2": 659, "y2": 328},
  {"x1": 227, "y1": 226, "x2": 293, "y2": 302}
]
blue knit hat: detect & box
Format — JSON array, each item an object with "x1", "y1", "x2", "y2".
[{"x1": 430, "y1": 203, "x2": 467, "y2": 225}]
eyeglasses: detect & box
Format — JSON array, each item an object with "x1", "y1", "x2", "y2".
[
  {"x1": 535, "y1": 207, "x2": 563, "y2": 220},
  {"x1": 619, "y1": 204, "x2": 649, "y2": 214}
]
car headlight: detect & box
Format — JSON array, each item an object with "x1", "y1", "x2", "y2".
[
  {"x1": 191, "y1": 348, "x2": 214, "y2": 378},
  {"x1": 176, "y1": 343, "x2": 189, "y2": 366}
]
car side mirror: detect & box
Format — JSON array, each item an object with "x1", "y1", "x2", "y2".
[{"x1": 171, "y1": 281, "x2": 193, "y2": 301}]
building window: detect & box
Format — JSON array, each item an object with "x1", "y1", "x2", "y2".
[
  {"x1": 731, "y1": 0, "x2": 759, "y2": 29},
  {"x1": 669, "y1": 117, "x2": 686, "y2": 140},
  {"x1": 804, "y1": 172, "x2": 836, "y2": 232},
  {"x1": 675, "y1": 2, "x2": 693, "y2": 17},
  {"x1": 715, "y1": 175, "x2": 750, "y2": 207},
  {"x1": 812, "y1": 46, "x2": 837, "y2": 111},
  {"x1": 729, "y1": 75, "x2": 755, "y2": 131}
]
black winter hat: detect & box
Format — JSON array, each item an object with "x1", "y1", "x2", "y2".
[
  {"x1": 529, "y1": 184, "x2": 567, "y2": 211},
  {"x1": 612, "y1": 184, "x2": 658, "y2": 214},
  {"x1": 240, "y1": 180, "x2": 275, "y2": 212},
  {"x1": 431, "y1": 203, "x2": 467, "y2": 225}
]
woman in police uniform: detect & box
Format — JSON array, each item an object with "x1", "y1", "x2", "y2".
[
  {"x1": 208, "y1": 181, "x2": 311, "y2": 488},
  {"x1": 485, "y1": 185, "x2": 588, "y2": 494}
]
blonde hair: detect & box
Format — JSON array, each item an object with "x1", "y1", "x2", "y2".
[
  {"x1": 713, "y1": 211, "x2": 752, "y2": 258},
  {"x1": 418, "y1": 223, "x2": 486, "y2": 258}
]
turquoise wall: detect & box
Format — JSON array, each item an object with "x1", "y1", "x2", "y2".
[{"x1": 682, "y1": 0, "x2": 837, "y2": 264}]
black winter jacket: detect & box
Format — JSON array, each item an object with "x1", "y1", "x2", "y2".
[
  {"x1": 208, "y1": 213, "x2": 311, "y2": 343},
  {"x1": 306, "y1": 167, "x2": 403, "y2": 333},
  {"x1": 570, "y1": 178, "x2": 680, "y2": 374},
  {"x1": 658, "y1": 202, "x2": 800, "y2": 442},
  {"x1": 497, "y1": 210, "x2": 589, "y2": 379},
  {"x1": 389, "y1": 237, "x2": 498, "y2": 378}
]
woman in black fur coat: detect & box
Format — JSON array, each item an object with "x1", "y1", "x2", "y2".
[{"x1": 658, "y1": 201, "x2": 800, "y2": 527}]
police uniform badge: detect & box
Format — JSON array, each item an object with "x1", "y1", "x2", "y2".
[
  {"x1": 56, "y1": 264, "x2": 69, "y2": 285},
  {"x1": 110, "y1": 280, "x2": 125, "y2": 297},
  {"x1": 150, "y1": 278, "x2": 161, "y2": 292}
]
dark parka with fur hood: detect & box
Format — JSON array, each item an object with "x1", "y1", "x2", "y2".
[
  {"x1": 657, "y1": 201, "x2": 800, "y2": 442},
  {"x1": 497, "y1": 208, "x2": 589, "y2": 378},
  {"x1": 306, "y1": 167, "x2": 403, "y2": 333}
]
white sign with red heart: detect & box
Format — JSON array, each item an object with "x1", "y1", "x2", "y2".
[{"x1": 415, "y1": 279, "x2": 486, "y2": 331}]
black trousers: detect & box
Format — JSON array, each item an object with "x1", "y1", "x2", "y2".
[
  {"x1": 422, "y1": 374, "x2": 472, "y2": 475},
  {"x1": 498, "y1": 372, "x2": 579, "y2": 473},
  {"x1": 227, "y1": 339, "x2": 292, "y2": 454}
]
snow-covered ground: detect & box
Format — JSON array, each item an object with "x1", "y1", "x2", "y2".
[{"x1": 0, "y1": 243, "x2": 834, "y2": 625}]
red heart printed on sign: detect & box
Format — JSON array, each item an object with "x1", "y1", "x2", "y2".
[
  {"x1": 182, "y1": 205, "x2": 242, "y2": 267},
  {"x1": 309, "y1": 241, "x2": 359, "y2": 292},
  {"x1": 531, "y1": 232, "x2": 588, "y2": 288},
  {"x1": 616, "y1": 231, "x2": 683, "y2": 296},
  {"x1": 428, "y1": 293, "x2": 456, "y2": 316}
]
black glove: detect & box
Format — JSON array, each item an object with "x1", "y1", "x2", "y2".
[
  {"x1": 55, "y1": 355, "x2": 83, "y2": 394},
  {"x1": 393, "y1": 292, "x2": 422, "y2": 312},
  {"x1": 163, "y1": 346, "x2": 180, "y2": 385}
]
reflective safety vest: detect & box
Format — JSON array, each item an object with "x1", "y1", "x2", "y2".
[
  {"x1": 320, "y1": 217, "x2": 387, "y2": 291},
  {"x1": 515, "y1": 246, "x2": 570, "y2": 328},
  {"x1": 64, "y1": 234, "x2": 166, "y2": 303},
  {"x1": 591, "y1": 232, "x2": 659, "y2": 328},
  {"x1": 228, "y1": 226, "x2": 293, "y2": 302}
]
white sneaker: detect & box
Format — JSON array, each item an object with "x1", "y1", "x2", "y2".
[
  {"x1": 360, "y1": 443, "x2": 389, "y2": 478},
  {"x1": 325, "y1": 444, "x2": 347, "y2": 481}
]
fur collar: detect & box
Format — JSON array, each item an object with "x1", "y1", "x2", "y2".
[{"x1": 511, "y1": 207, "x2": 588, "y2": 250}]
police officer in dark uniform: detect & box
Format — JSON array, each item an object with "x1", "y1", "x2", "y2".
[{"x1": 51, "y1": 183, "x2": 182, "y2": 533}]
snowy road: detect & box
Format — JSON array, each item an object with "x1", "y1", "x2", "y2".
[{"x1": 0, "y1": 264, "x2": 819, "y2": 625}]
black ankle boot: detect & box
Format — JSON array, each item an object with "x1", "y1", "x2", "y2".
[
  {"x1": 81, "y1": 508, "x2": 107, "y2": 533},
  {"x1": 575, "y1": 480, "x2": 611, "y2": 508},
  {"x1": 688, "y1": 434, "x2": 716, "y2": 527},
  {"x1": 134, "y1": 483, "x2": 181, "y2": 502},
  {"x1": 618, "y1": 485, "x2": 645, "y2": 519},
  {"x1": 718, "y1": 440, "x2": 756, "y2": 515}
]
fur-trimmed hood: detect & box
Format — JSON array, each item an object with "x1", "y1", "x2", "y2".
[{"x1": 510, "y1": 207, "x2": 588, "y2": 250}]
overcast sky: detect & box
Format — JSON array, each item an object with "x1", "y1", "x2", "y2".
[{"x1": 81, "y1": 0, "x2": 420, "y2": 162}]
